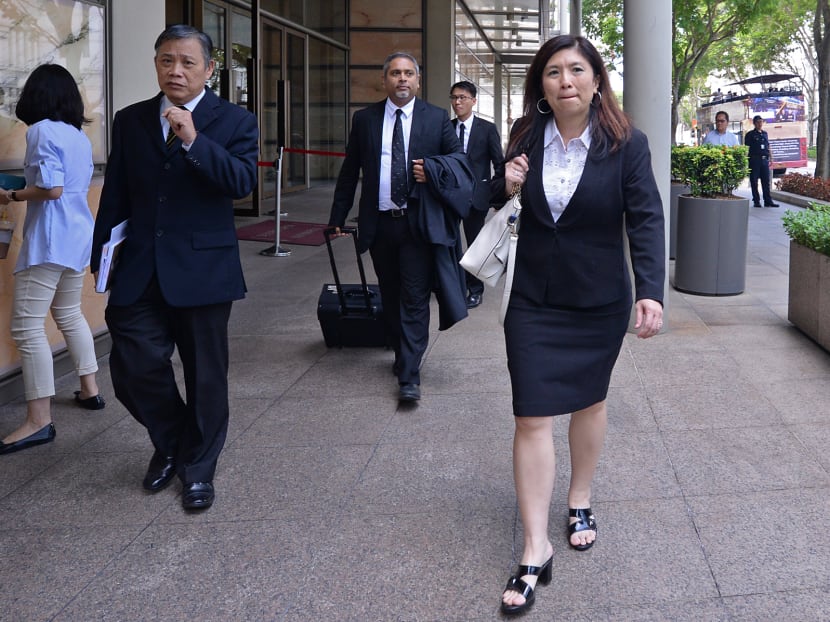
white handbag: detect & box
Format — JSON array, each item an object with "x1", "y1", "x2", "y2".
[
  {"x1": 459, "y1": 189, "x2": 521, "y2": 325},
  {"x1": 459, "y1": 191, "x2": 521, "y2": 288}
]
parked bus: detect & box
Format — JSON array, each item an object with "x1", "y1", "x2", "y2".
[{"x1": 697, "y1": 73, "x2": 807, "y2": 175}]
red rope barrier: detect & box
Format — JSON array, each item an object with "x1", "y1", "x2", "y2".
[{"x1": 257, "y1": 147, "x2": 346, "y2": 166}]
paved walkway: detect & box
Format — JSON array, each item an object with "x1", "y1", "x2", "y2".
[{"x1": 1, "y1": 184, "x2": 828, "y2": 621}]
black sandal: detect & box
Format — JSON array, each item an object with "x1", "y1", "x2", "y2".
[
  {"x1": 568, "y1": 507, "x2": 597, "y2": 551},
  {"x1": 499, "y1": 555, "x2": 553, "y2": 616}
]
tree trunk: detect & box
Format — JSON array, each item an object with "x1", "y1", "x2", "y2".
[{"x1": 815, "y1": 0, "x2": 830, "y2": 177}]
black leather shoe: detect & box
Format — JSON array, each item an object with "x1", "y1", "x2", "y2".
[
  {"x1": 74, "y1": 391, "x2": 106, "y2": 410},
  {"x1": 465, "y1": 292, "x2": 482, "y2": 308},
  {"x1": 765, "y1": 202, "x2": 780, "y2": 208},
  {"x1": 0, "y1": 423, "x2": 56, "y2": 455},
  {"x1": 752, "y1": 202, "x2": 762, "y2": 208},
  {"x1": 398, "y1": 383, "x2": 421, "y2": 402},
  {"x1": 182, "y1": 481, "x2": 214, "y2": 510},
  {"x1": 142, "y1": 451, "x2": 177, "y2": 492}
]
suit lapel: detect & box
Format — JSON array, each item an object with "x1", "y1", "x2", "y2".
[
  {"x1": 140, "y1": 93, "x2": 168, "y2": 155},
  {"x1": 192, "y1": 88, "x2": 220, "y2": 135},
  {"x1": 369, "y1": 101, "x2": 385, "y2": 181},
  {"x1": 407, "y1": 98, "x2": 428, "y2": 187}
]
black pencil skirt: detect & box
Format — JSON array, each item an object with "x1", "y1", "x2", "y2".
[{"x1": 504, "y1": 291, "x2": 630, "y2": 417}]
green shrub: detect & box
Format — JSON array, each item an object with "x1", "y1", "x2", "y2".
[
  {"x1": 782, "y1": 203, "x2": 830, "y2": 257},
  {"x1": 670, "y1": 144, "x2": 749, "y2": 198}
]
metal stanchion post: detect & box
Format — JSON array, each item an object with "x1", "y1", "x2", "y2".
[{"x1": 260, "y1": 146, "x2": 291, "y2": 257}]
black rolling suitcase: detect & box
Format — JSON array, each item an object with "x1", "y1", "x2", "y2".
[{"x1": 317, "y1": 226, "x2": 388, "y2": 348}]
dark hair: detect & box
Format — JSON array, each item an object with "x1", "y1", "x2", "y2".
[
  {"x1": 15, "y1": 64, "x2": 89, "y2": 129},
  {"x1": 154, "y1": 24, "x2": 213, "y2": 66},
  {"x1": 382, "y1": 52, "x2": 420, "y2": 77},
  {"x1": 752, "y1": 115, "x2": 762, "y2": 122},
  {"x1": 507, "y1": 35, "x2": 630, "y2": 157},
  {"x1": 451, "y1": 81, "x2": 477, "y2": 98},
  {"x1": 715, "y1": 110, "x2": 729, "y2": 122}
]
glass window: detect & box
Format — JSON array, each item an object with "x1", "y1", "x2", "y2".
[
  {"x1": 308, "y1": 38, "x2": 346, "y2": 182},
  {"x1": 203, "y1": 1, "x2": 226, "y2": 98},
  {"x1": 0, "y1": 0, "x2": 107, "y2": 167}
]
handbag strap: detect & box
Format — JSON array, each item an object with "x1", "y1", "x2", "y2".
[
  {"x1": 498, "y1": 184, "x2": 522, "y2": 325},
  {"x1": 499, "y1": 227, "x2": 519, "y2": 326}
]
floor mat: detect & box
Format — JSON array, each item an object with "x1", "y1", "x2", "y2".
[{"x1": 236, "y1": 220, "x2": 328, "y2": 246}]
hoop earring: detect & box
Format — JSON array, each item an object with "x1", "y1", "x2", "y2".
[
  {"x1": 592, "y1": 91, "x2": 602, "y2": 106},
  {"x1": 536, "y1": 98, "x2": 552, "y2": 115}
]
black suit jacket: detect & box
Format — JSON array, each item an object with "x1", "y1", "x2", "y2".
[
  {"x1": 329, "y1": 97, "x2": 462, "y2": 251},
  {"x1": 92, "y1": 88, "x2": 259, "y2": 307},
  {"x1": 453, "y1": 116, "x2": 504, "y2": 211},
  {"x1": 493, "y1": 126, "x2": 665, "y2": 309}
]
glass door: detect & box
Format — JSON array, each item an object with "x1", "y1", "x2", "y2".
[
  {"x1": 285, "y1": 30, "x2": 307, "y2": 191},
  {"x1": 260, "y1": 20, "x2": 283, "y2": 207},
  {"x1": 260, "y1": 19, "x2": 308, "y2": 205},
  {"x1": 202, "y1": 1, "x2": 255, "y2": 213}
]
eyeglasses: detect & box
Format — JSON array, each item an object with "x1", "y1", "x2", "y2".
[{"x1": 449, "y1": 95, "x2": 472, "y2": 102}]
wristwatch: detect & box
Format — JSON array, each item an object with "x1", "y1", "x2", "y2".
[{"x1": 10, "y1": 190, "x2": 17, "y2": 201}]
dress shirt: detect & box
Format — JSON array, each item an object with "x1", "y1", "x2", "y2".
[
  {"x1": 702, "y1": 129, "x2": 739, "y2": 147},
  {"x1": 379, "y1": 98, "x2": 414, "y2": 211},
  {"x1": 542, "y1": 119, "x2": 591, "y2": 223},
  {"x1": 160, "y1": 91, "x2": 206, "y2": 150}
]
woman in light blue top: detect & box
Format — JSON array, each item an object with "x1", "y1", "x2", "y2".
[{"x1": 0, "y1": 64, "x2": 105, "y2": 456}]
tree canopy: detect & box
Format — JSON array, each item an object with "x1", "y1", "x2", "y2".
[{"x1": 582, "y1": 0, "x2": 809, "y2": 146}]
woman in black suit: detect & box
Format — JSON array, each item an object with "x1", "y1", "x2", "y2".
[{"x1": 496, "y1": 35, "x2": 665, "y2": 615}]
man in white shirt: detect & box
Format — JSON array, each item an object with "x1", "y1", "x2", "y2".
[{"x1": 703, "y1": 110, "x2": 739, "y2": 146}]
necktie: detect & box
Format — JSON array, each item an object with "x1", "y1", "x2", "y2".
[
  {"x1": 391, "y1": 109, "x2": 407, "y2": 207},
  {"x1": 166, "y1": 105, "x2": 187, "y2": 147},
  {"x1": 458, "y1": 122, "x2": 466, "y2": 153}
]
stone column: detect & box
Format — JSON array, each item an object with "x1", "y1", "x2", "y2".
[
  {"x1": 425, "y1": 0, "x2": 454, "y2": 109},
  {"x1": 623, "y1": 0, "x2": 672, "y2": 326}
]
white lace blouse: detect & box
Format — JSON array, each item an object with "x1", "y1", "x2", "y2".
[{"x1": 542, "y1": 119, "x2": 592, "y2": 222}]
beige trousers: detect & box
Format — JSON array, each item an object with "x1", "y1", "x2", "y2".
[{"x1": 11, "y1": 265, "x2": 98, "y2": 401}]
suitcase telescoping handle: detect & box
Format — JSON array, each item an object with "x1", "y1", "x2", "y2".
[{"x1": 323, "y1": 226, "x2": 375, "y2": 315}]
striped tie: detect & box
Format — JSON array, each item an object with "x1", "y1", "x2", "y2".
[{"x1": 166, "y1": 105, "x2": 187, "y2": 147}]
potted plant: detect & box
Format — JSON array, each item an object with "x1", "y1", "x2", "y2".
[
  {"x1": 782, "y1": 203, "x2": 830, "y2": 350},
  {"x1": 669, "y1": 146, "x2": 691, "y2": 259},
  {"x1": 671, "y1": 144, "x2": 750, "y2": 295}
]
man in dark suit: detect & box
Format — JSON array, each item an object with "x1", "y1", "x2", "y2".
[
  {"x1": 92, "y1": 25, "x2": 258, "y2": 510},
  {"x1": 450, "y1": 81, "x2": 504, "y2": 308},
  {"x1": 329, "y1": 52, "x2": 462, "y2": 403}
]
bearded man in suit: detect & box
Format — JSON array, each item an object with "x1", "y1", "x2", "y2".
[{"x1": 328, "y1": 52, "x2": 463, "y2": 403}]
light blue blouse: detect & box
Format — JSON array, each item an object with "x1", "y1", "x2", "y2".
[{"x1": 14, "y1": 119, "x2": 94, "y2": 274}]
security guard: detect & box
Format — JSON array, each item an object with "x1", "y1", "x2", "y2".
[{"x1": 745, "y1": 115, "x2": 780, "y2": 208}]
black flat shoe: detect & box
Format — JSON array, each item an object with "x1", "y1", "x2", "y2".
[
  {"x1": 182, "y1": 481, "x2": 214, "y2": 510},
  {"x1": 74, "y1": 391, "x2": 105, "y2": 410},
  {"x1": 568, "y1": 507, "x2": 597, "y2": 551},
  {"x1": 142, "y1": 450, "x2": 177, "y2": 492},
  {"x1": 500, "y1": 555, "x2": 553, "y2": 616},
  {"x1": 0, "y1": 423, "x2": 56, "y2": 455}
]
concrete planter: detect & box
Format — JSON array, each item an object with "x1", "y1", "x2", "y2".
[
  {"x1": 669, "y1": 183, "x2": 690, "y2": 260},
  {"x1": 788, "y1": 241, "x2": 830, "y2": 351},
  {"x1": 673, "y1": 194, "x2": 750, "y2": 295}
]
